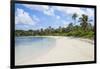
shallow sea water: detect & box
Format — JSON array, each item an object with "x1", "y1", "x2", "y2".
[{"x1": 15, "y1": 36, "x2": 56, "y2": 65}]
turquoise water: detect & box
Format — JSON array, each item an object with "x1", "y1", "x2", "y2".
[{"x1": 15, "y1": 36, "x2": 56, "y2": 64}]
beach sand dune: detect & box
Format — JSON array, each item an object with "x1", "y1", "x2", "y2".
[{"x1": 15, "y1": 36, "x2": 94, "y2": 65}]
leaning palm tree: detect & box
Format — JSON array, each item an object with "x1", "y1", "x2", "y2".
[
  {"x1": 79, "y1": 14, "x2": 88, "y2": 31},
  {"x1": 72, "y1": 13, "x2": 78, "y2": 26}
]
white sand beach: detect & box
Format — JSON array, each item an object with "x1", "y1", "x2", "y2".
[{"x1": 15, "y1": 36, "x2": 94, "y2": 65}]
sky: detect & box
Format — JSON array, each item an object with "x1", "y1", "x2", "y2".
[{"x1": 15, "y1": 3, "x2": 95, "y2": 30}]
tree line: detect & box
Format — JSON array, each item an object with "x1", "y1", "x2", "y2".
[{"x1": 15, "y1": 13, "x2": 94, "y2": 39}]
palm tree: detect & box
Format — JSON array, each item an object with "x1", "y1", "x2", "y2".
[
  {"x1": 79, "y1": 14, "x2": 88, "y2": 31},
  {"x1": 72, "y1": 13, "x2": 78, "y2": 26}
]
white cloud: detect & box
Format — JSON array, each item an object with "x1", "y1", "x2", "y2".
[
  {"x1": 22, "y1": 4, "x2": 94, "y2": 24},
  {"x1": 53, "y1": 6, "x2": 80, "y2": 16},
  {"x1": 85, "y1": 8, "x2": 94, "y2": 17},
  {"x1": 43, "y1": 8, "x2": 55, "y2": 16},
  {"x1": 62, "y1": 20, "x2": 69, "y2": 28},
  {"x1": 52, "y1": 6, "x2": 94, "y2": 18},
  {"x1": 23, "y1": 4, "x2": 94, "y2": 18},
  {"x1": 62, "y1": 20, "x2": 70, "y2": 25},
  {"x1": 32, "y1": 15, "x2": 40, "y2": 22},
  {"x1": 15, "y1": 8, "x2": 37, "y2": 25},
  {"x1": 23, "y1": 4, "x2": 49, "y2": 11},
  {"x1": 56, "y1": 15, "x2": 60, "y2": 19},
  {"x1": 62, "y1": 20, "x2": 67, "y2": 25},
  {"x1": 23, "y1": 4, "x2": 55, "y2": 16}
]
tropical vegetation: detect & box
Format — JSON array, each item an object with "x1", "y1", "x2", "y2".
[{"x1": 15, "y1": 14, "x2": 94, "y2": 39}]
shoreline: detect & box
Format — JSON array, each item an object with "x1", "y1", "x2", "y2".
[
  {"x1": 16, "y1": 36, "x2": 94, "y2": 44},
  {"x1": 15, "y1": 36, "x2": 94, "y2": 65}
]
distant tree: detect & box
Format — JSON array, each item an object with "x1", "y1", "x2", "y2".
[
  {"x1": 67, "y1": 23, "x2": 73, "y2": 32},
  {"x1": 72, "y1": 13, "x2": 78, "y2": 26},
  {"x1": 58, "y1": 26, "x2": 62, "y2": 33},
  {"x1": 28, "y1": 30, "x2": 33, "y2": 32},
  {"x1": 40, "y1": 28, "x2": 44, "y2": 35}
]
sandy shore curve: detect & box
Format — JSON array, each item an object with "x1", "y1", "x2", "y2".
[{"x1": 15, "y1": 36, "x2": 94, "y2": 65}]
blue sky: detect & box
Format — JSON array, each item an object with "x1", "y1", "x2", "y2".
[{"x1": 15, "y1": 3, "x2": 94, "y2": 30}]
